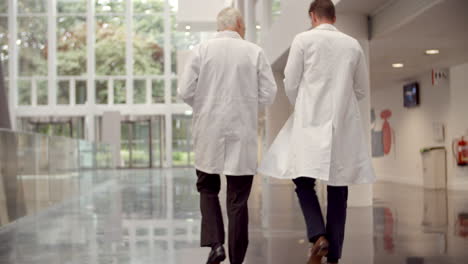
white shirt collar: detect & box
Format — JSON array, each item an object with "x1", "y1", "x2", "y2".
[
  {"x1": 215, "y1": 30, "x2": 243, "y2": 40},
  {"x1": 314, "y1": 23, "x2": 338, "y2": 32}
]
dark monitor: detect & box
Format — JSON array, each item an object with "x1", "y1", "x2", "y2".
[{"x1": 404, "y1": 82, "x2": 420, "y2": 108}]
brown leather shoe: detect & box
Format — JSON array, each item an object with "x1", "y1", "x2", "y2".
[{"x1": 307, "y1": 236, "x2": 329, "y2": 264}]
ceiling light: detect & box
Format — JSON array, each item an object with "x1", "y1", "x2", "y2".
[
  {"x1": 392, "y1": 63, "x2": 404, "y2": 68},
  {"x1": 256, "y1": 25, "x2": 261, "y2": 30},
  {"x1": 185, "y1": 25, "x2": 191, "y2": 30},
  {"x1": 425, "y1": 49, "x2": 440, "y2": 55}
]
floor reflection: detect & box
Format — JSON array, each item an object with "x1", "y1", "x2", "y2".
[{"x1": 0, "y1": 169, "x2": 467, "y2": 264}]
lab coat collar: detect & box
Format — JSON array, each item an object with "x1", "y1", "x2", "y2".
[
  {"x1": 314, "y1": 23, "x2": 339, "y2": 32},
  {"x1": 215, "y1": 30, "x2": 243, "y2": 40}
]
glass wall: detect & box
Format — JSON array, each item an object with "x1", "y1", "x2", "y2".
[
  {"x1": 6, "y1": 0, "x2": 218, "y2": 168},
  {"x1": 0, "y1": 128, "x2": 114, "y2": 227},
  {"x1": 18, "y1": 117, "x2": 85, "y2": 139},
  {"x1": 272, "y1": 0, "x2": 281, "y2": 23},
  {"x1": 120, "y1": 116, "x2": 165, "y2": 168},
  {"x1": 172, "y1": 115, "x2": 194, "y2": 167}
]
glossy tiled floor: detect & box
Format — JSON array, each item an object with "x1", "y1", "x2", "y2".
[{"x1": 0, "y1": 169, "x2": 467, "y2": 264}]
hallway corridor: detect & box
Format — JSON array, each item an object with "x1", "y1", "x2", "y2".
[{"x1": 0, "y1": 169, "x2": 467, "y2": 264}]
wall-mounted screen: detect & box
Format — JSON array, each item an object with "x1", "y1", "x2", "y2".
[{"x1": 404, "y1": 82, "x2": 420, "y2": 108}]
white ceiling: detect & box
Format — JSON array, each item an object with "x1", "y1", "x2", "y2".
[
  {"x1": 336, "y1": 0, "x2": 390, "y2": 14},
  {"x1": 369, "y1": 0, "x2": 468, "y2": 88}
]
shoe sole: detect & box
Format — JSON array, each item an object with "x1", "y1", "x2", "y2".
[{"x1": 207, "y1": 254, "x2": 226, "y2": 264}]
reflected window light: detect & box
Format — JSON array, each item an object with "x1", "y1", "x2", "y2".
[
  {"x1": 103, "y1": 5, "x2": 112, "y2": 12},
  {"x1": 185, "y1": 32, "x2": 190, "y2": 36},
  {"x1": 256, "y1": 25, "x2": 261, "y2": 30},
  {"x1": 189, "y1": 45, "x2": 194, "y2": 50},
  {"x1": 16, "y1": 39, "x2": 21, "y2": 45},
  {"x1": 145, "y1": 10, "x2": 151, "y2": 14},
  {"x1": 185, "y1": 25, "x2": 191, "y2": 30},
  {"x1": 184, "y1": 110, "x2": 193, "y2": 116}
]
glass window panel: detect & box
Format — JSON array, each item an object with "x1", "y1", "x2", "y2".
[
  {"x1": 114, "y1": 79, "x2": 126, "y2": 104},
  {"x1": 37, "y1": 80, "x2": 48, "y2": 105},
  {"x1": 96, "y1": 0, "x2": 125, "y2": 13},
  {"x1": 121, "y1": 122, "x2": 130, "y2": 167},
  {"x1": 53, "y1": 122, "x2": 72, "y2": 137},
  {"x1": 272, "y1": 0, "x2": 281, "y2": 22},
  {"x1": 172, "y1": 115, "x2": 193, "y2": 166},
  {"x1": 171, "y1": 79, "x2": 181, "y2": 103},
  {"x1": 76, "y1": 80, "x2": 87, "y2": 104},
  {"x1": 72, "y1": 117, "x2": 85, "y2": 139},
  {"x1": 57, "y1": 16, "x2": 87, "y2": 76},
  {"x1": 57, "y1": 80, "x2": 70, "y2": 105},
  {"x1": 134, "y1": 0, "x2": 164, "y2": 14},
  {"x1": 18, "y1": 17, "x2": 48, "y2": 76},
  {"x1": 35, "y1": 123, "x2": 52, "y2": 136},
  {"x1": 133, "y1": 15, "x2": 164, "y2": 75},
  {"x1": 0, "y1": 1, "x2": 7, "y2": 13},
  {"x1": 0, "y1": 17, "x2": 8, "y2": 77},
  {"x1": 133, "y1": 79, "x2": 146, "y2": 104},
  {"x1": 152, "y1": 79, "x2": 164, "y2": 103},
  {"x1": 18, "y1": 80, "x2": 31, "y2": 105},
  {"x1": 58, "y1": 0, "x2": 86, "y2": 13},
  {"x1": 171, "y1": 32, "x2": 204, "y2": 74},
  {"x1": 96, "y1": 80, "x2": 108, "y2": 104},
  {"x1": 18, "y1": 0, "x2": 47, "y2": 13},
  {"x1": 95, "y1": 16, "x2": 126, "y2": 76},
  {"x1": 132, "y1": 121, "x2": 151, "y2": 167},
  {"x1": 152, "y1": 117, "x2": 164, "y2": 168}
]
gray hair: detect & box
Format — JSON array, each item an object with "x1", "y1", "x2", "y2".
[{"x1": 217, "y1": 7, "x2": 243, "y2": 31}]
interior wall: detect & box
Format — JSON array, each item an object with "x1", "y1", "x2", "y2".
[
  {"x1": 371, "y1": 64, "x2": 468, "y2": 190},
  {"x1": 447, "y1": 63, "x2": 468, "y2": 190}
]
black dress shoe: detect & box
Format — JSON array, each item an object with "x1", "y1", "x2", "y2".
[{"x1": 206, "y1": 245, "x2": 226, "y2": 264}]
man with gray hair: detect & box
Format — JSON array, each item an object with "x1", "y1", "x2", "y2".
[{"x1": 178, "y1": 7, "x2": 277, "y2": 264}]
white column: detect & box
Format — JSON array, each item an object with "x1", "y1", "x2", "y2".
[
  {"x1": 260, "y1": 0, "x2": 272, "y2": 38},
  {"x1": 48, "y1": 0, "x2": 57, "y2": 106},
  {"x1": 145, "y1": 78, "x2": 151, "y2": 105},
  {"x1": 244, "y1": 0, "x2": 256, "y2": 42},
  {"x1": 8, "y1": 0, "x2": 18, "y2": 129},
  {"x1": 102, "y1": 111, "x2": 122, "y2": 167},
  {"x1": 164, "y1": 0, "x2": 173, "y2": 167},
  {"x1": 125, "y1": 0, "x2": 134, "y2": 105},
  {"x1": 86, "y1": 0, "x2": 96, "y2": 141}
]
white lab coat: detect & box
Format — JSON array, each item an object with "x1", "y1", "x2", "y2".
[
  {"x1": 258, "y1": 24, "x2": 376, "y2": 186},
  {"x1": 178, "y1": 31, "x2": 277, "y2": 176}
]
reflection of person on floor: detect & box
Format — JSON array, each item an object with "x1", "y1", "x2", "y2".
[
  {"x1": 178, "y1": 7, "x2": 277, "y2": 264},
  {"x1": 258, "y1": 1, "x2": 376, "y2": 264}
]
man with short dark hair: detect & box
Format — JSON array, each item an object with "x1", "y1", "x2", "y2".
[{"x1": 259, "y1": 1, "x2": 376, "y2": 264}]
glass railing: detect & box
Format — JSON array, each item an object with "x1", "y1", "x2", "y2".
[{"x1": 0, "y1": 129, "x2": 115, "y2": 227}]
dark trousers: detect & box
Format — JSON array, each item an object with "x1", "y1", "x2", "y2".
[
  {"x1": 293, "y1": 177, "x2": 348, "y2": 263},
  {"x1": 196, "y1": 170, "x2": 253, "y2": 264}
]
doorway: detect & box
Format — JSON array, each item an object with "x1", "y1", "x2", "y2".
[{"x1": 120, "y1": 116, "x2": 164, "y2": 168}]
